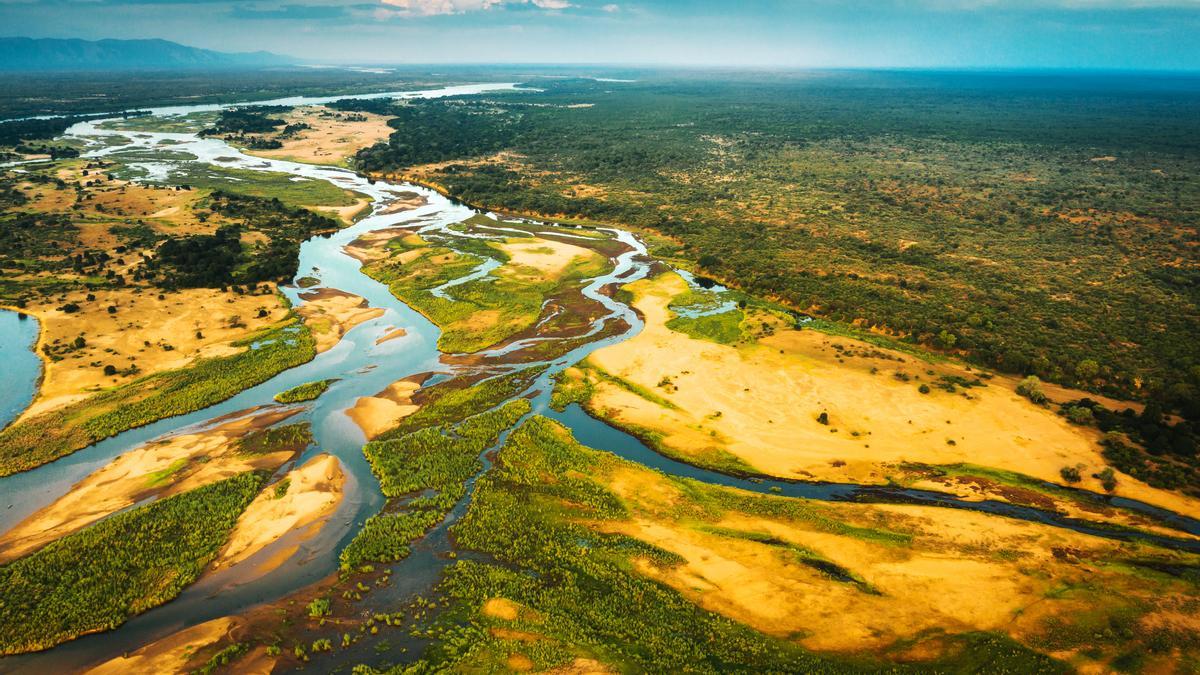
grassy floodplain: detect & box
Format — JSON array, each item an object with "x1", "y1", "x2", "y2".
[
  {"x1": 358, "y1": 218, "x2": 612, "y2": 353},
  {"x1": 375, "y1": 415, "x2": 1110, "y2": 673}
]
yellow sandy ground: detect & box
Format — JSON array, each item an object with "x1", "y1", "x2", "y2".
[
  {"x1": 346, "y1": 378, "x2": 422, "y2": 440},
  {"x1": 242, "y1": 105, "x2": 394, "y2": 166},
  {"x1": 376, "y1": 327, "x2": 408, "y2": 344},
  {"x1": 85, "y1": 617, "x2": 237, "y2": 675},
  {"x1": 295, "y1": 288, "x2": 384, "y2": 353},
  {"x1": 211, "y1": 453, "x2": 345, "y2": 573},
  {"x1": 0, "y1": 408, "x2": 299, "y2": 563},
  {"x1": 312, "y1": 196, "x2": 372, "y2": 226},
  {"x1": 343, "y1": 227, "x2": 414, "y2": 264},
  {"x1": 15, "y1": 288, "x2": 290, "y2": 420},
  {"x1": 584, "y1": 272, "x2": 1199, "y2": 517},
  {"x1": 86, "y1": 615, "x2": 277, "y2": 675},
  {"x1": 598, "y1": 462, "x2": 1187, "y2": 657},
  {"x1": 496, "y1": 238, "x2": 604, "y2": 281},
  {"x1": 7, "y1": 163, "x2": 291, "y2": 420}
]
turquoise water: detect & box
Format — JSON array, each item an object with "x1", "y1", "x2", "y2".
[{"x1": 0, "y1": 310, "x2": 40, "y2": 431}]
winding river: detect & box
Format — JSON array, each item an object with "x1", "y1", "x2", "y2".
[{"x1": 1, "y1": 82, "x2": 1198, "y2": 672}]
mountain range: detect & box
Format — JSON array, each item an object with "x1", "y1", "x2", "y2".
[{"x1": 0, "y1": 37, "x2": 292, "y2": 71}]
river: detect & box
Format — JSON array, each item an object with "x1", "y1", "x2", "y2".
[{"x1": 1, "y1": 81, "x2": 1198, "y2": 672}]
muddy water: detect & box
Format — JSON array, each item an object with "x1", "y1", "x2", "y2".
[{"x1": 2, "y1": 82, "x2": 1200, "y2": 672}]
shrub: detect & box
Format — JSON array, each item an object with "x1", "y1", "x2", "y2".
[{"x1": 1017, "y1": 376, "x2": 1048, "y2": 405}]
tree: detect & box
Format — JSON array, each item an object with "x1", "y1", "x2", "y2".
[{"x1": 1076, "y1": 359, "x2": 1100, "y2": 382}]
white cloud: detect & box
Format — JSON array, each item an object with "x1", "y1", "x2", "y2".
[
  {"x1": 377, "y1": 0, "x2": 572, "y2": 15},
  {"x1": 601, "y1": 2, "x2": 619, "y2": 10}
]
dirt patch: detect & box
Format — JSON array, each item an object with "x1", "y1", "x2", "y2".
[
  {"x1": 497, "y1": 238, "x2": 604, "y2": 282},
  {"x1": 375, "y1": 327, "x2": 408, "y2": 345},
  {"x1": 17, "y1": 287, "x2": 290, "y2": 420},
  {"x1": 483, "y1": 597, "x2": 521, "y2": 621},
  {"x1": 85, "y1": 617, "x2": 238, "y2": 675},
  {"x1": 242, "y1": 105, "x2": 395, "y2": 167},
  {"x1": 584, "y1": 272, "x2": 1199, "y2": 517}
]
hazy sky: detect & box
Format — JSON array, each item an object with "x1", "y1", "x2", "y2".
[{"x1": 1, "y1": 0, "x2": 1198, "y2": 68}]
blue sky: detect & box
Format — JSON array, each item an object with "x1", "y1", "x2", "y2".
[{"x1": 1, "y1": 0, "x2": 1198, "y2": 68}]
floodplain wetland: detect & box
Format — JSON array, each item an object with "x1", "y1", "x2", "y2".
[{"x1": 0, "y1": 72, "x2": 1198, "y2": 675}]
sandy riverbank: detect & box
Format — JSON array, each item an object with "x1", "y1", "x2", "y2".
[{"x1": 211, "y1": 453, "x2": 345, "y2": 574}]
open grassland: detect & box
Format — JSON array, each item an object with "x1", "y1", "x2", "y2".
[
  {"x1": 0, "y1": 318, "x2": 316, "y2": 477},
  {"x1": 0, "y1": 471, "x2": 266, "y2": 655},
  {"x1": 562, "y1": 272, "x2": 1199, "y2": 521},
  {"x1": 358, "y1": 223, "x2": 611, "y2": 353},
  {"x1": 343, "y1": 74, "x2": 1200, "y2": 423}
]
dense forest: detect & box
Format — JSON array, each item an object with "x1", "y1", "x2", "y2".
[{"x1": 345, "y1": 74, "x2": 1200, "y2": 419}]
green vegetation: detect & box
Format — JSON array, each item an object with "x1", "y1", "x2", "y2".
[
  {"x1": 348, "y1": 74, "x2": 1200, "y2": 421},
  {"x1": 379, "y1": 367, "x2": 543, "y2": 440},
  {"x1": 274, "y1": 378, "x2": 335, "y2": 403},
  {"x1": 118, "y1": 162, "x2": 358, "y2": 210},
  {"x1": 376, "y1": 415, "x2": 1060, "y2": 673},
  {"x1": 0, "y1": 471, "x2": 265, "y2": 655},
  {"x1": 361, "y1": 225, "x2": 610, "y2": 353},
  {"x1": 199, "y1": 106, "x2": 290, "y2": 136},
  {"x1": 0, "y1": 320, "x2": 316, "y2": 477},
  {"x1": 237, "y1": 422, "x2": 313, "y2": 456},
  {"x1": 666, "y1": 307, "x2": 745, "y2": 345},
  {"x1": 340, "y1": 399, "x2": 530, "y2": 570},
  {"x1": 145, "y1": 191, "x2": 340, "y2": 289}
]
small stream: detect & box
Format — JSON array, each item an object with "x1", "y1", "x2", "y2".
[{"x1": 1, "y1": 82, "x2": 1199, "y2": 672}]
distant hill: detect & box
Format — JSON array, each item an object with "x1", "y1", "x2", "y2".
[{"x1": 0, "y1": 37, "x2": 293, "y2": 71}]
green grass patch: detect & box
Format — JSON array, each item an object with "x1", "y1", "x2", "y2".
[
  {"x1": 666, "y1": 308, "x2": 745, "y2": 345},
  {"x1": 380, "y1": 367, "x2": 543, "y2": 440},
  {"x1": 341, "y1": 399, "x2": 530, "y2": 571},
  {"x1": 274, "y1": 379, "x2": 335, "y2": 403}
]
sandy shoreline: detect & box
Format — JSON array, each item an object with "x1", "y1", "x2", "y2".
[{"x1": 345, "y1": 374, "x2": 428, "y2": 440}]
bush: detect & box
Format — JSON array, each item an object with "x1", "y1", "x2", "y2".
[
  {"x1": 1059, "y1": 466, "x2": 1082, "y2": 483},
  {"x1": 1017, "y1": 376, "x2": 1048, "y2": 405}
]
